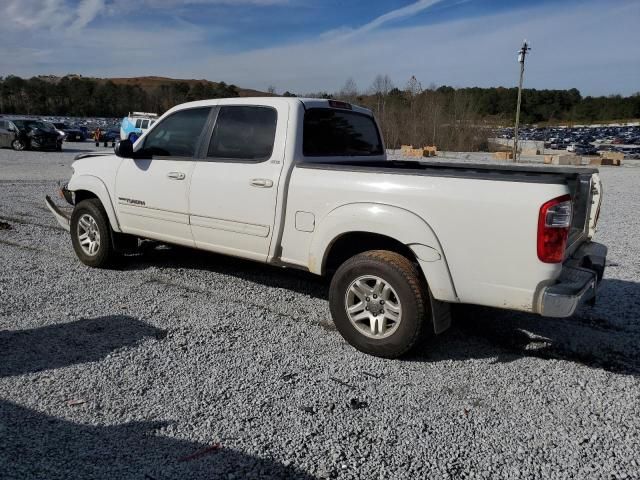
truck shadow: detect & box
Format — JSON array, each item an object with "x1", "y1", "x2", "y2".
[
  {"x1": 0, "y1": 315, "x2": 165, "y2": 378},
  {"x1": 120, "y1": 246, "x2": 639, "y2": 376},
  {"x1": 122, "y1": 244, "x2": 330, "y2": 300},
  {"x1": 418, "y1": 279, "x2": 640, "y2": 376},
  {"x1": 0, "y1": 399, "x2": 315, "y2": 480}
]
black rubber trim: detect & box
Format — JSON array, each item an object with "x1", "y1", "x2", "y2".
[
  {"x1": 296, "y1": 160, "x2": 598, "y2": 184},
  {"x1": 74, "y1": 152, "x2": 113, "y2": 160}
]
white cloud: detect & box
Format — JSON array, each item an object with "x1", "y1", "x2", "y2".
[
  {"x1": 341, "y1": 0, "x2": 448, "y2": 38},
  {"x1": 0, "y1": 0, "x2": 637, "y2": 97},
  {"x1": 2, "y1": 0, "x2": 289, "y2": 31},
  {"x1": 4, "y1": 0, "x2": 72, "y2": 30},
  {"x1": 190, "y1": 0, "x2": 639, "y2": 96},
  {"x1": 143, "y1": 0, "x2": 288, "y2": 4},
  {"x1": 70, "y1": 0, "x2": 105, "y2": 30}
]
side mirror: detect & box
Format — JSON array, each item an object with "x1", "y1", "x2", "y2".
[{"x1": 115, "y1": 139, "x2": 133, "y2": 158}]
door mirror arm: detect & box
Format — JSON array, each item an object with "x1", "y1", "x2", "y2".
[{"x1": 114, "y1": 139, "x2": 152, "y2": 159}]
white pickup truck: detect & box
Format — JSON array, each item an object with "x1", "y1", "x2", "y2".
[{"x1": 46, "y1": 97, "x2": 607, "y2": 358}]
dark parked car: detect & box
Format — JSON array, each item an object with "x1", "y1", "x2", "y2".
[
  {"x1": 574, "y1": 145, "x2": 598, "y2": 155},
  {"x1": 0, "y1": 119, "x2": 21, "y2": 150},
  {"x1": 9, "y1": 119, "x2": 63, "y2": 151},
  {"x1": 53, "y1": 122, "x2": 86, "y2": 142},
  {"x1": 99, "y1": 128, "x2": 120, "y2": 147}
]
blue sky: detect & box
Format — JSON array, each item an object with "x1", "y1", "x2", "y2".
[{"x1": 1, "y1": 0, "x2": 638, "y2": 96}]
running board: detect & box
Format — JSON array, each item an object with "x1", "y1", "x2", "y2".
[{"x1": 45, "y1": 195, "x2": 71, "y2": 232}]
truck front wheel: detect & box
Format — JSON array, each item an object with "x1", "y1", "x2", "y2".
[
  {"x1": 70, "y1": 199, "x2": 115, "y2": 268},
  {"x1": 329, "y1": 250, "x2": 429, "y2": 358}
]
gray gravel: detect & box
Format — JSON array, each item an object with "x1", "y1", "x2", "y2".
[{"x1": 1, "y1": 143, "x2": 639, "y2": 479}]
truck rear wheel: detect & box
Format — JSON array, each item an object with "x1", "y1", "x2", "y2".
[
  {"x1": 70, "y1": 199, "x2": 115, "y2": 268},
  {"x1": 329, "y1": 250, "x2": 429, "y2": 358}
]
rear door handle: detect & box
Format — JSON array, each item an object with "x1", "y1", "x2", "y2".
[
  {"x1": 250, "y1": 178, "x2": 273, "y2": 188},
  {"x1": 167, "y1": 172, "x2": 186, "y2": 180}
]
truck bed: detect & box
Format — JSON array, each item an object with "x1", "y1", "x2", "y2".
[
  {"x1": 297, "y1": 159, "x2": 598, "y2": 184},
  {"x1": 295, "y1": 158, "x2": 599, "y2": 263}
]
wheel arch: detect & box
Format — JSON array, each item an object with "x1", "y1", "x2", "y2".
[
  {"x1": 310, "y1": 203, "x2": 458, "y2": 302},
  {"x1": 67, "y1": 175, "x2": 122, "y2": 232}
]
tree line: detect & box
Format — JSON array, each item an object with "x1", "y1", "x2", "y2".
[
  {"x1": 1, "y1": 73, "x2": 639, "y2": 151},
  {"x1": 0, "y1": 75, "x2": 239, "y2": 118},
  {"x1": 311, "y1": 76, "x2": 640, "y2": 150}
]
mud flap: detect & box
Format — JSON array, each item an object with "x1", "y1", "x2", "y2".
[{"x1": 429, "y1": 289, "x2": 452, "y2": 334}]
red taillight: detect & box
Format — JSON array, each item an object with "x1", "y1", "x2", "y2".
[{"x1": 537, "y1": 194, "x2": 572, "y2": 263}]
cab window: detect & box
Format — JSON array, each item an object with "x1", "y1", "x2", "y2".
[
  {"x1": 142, "y1": 107, "x2": 211, "y2": 157},
  {"x1": 303, "y1": 109, "x2": 383, "y2": 157},
  {"x1": 207, "y1": 106, "x2": 277, "y2": 162}
]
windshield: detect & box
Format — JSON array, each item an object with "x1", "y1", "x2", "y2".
[
  {"x1": 303, "y1": 108, "x2": 383, "y2": 157},
  {"x1": 12, "y1": 120, "x2": 45, "y2": 130}
]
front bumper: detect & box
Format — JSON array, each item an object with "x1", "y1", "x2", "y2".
[
  {"x1": 45, "y1": 195, "x2": 71, "y2": 232},
  {"x1": 538, "y1": 241, "x2": 607, "y2": 318},
  {"x1": 31, "y1": 136, "x2": 59, "y2": 150}
]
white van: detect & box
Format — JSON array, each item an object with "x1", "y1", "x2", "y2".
[{"x1": 120, "y1": 112, "x2": 158, "y2": 142}]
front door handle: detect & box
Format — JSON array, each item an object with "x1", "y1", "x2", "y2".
[
  {"x1": 167, "y1": 172, "x2": 186, "y2": 180},
  {"x1": 250, "y1": 178, "x2": 273, "y2": 188}
]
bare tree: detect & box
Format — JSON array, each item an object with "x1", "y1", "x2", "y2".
[
  {"x1": 405, "y1": 76, "x2": 423, "y2": 145},
  {"x1": 370, "y1": 74, "x2": 394, "y2": 116},
  {"x1": 328, "y1": 76, "x2": 486, "y2": 152},
  {"x1": 338, "y1": 78, "x2": 359, "y2": 103},
  {"x1": 267, "y1": 85, "x2": 276, "y2": 95},
  {"x1": 405, "y1": 75, "x2": 422, "y2": 98}
]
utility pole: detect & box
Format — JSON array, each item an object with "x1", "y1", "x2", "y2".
[{"x1": 513, "y1": 40, "x2": 531, "y2": 162}]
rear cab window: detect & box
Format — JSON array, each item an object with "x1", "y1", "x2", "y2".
[
  {"x1": 207, "y1": 105, "x2": 277, "y2": 162},
  {"x1": 303, "y1": 108, "x2": 383, "y2": 157}
]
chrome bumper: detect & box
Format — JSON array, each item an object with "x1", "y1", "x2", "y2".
[
  {"x1": 45, "y1": 195, "x2": 71, "y2": 232},
  {"x1": 539, "y1": 241, "x2": 607, "y2": 318}
]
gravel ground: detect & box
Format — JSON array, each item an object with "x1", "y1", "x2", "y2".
[{"x1": 1, "y1": 143, "x2": 639, "y2": 479}]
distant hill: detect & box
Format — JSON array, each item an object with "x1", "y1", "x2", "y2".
[
  {"x1": 33, "y1": 74, "x2": 268, "y2": 97},
  {"x1": 0, "y1": 74, "x2": 270, "y2": 117},
  {"x1": 101, "y1": 76, "x2": 268, "y2": 97}
]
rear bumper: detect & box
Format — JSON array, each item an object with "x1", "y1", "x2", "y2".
[{"x1": 538, "y1": 241, "x2": 607, "y2": 318}]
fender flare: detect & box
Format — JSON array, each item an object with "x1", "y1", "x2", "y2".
[
  {"x1": 67, "y1": 174, "x2": 122, "y2": 233},
  {"x1": 309, "y1": 203, "x2": 458, "y2": 302}
]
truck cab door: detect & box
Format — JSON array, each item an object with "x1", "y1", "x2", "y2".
[
  {"x1": 115, "y1": 107, "x2": 212, "y2": 246},
  {"x1": 189, "y1": 103, "x2": 288, "y2": 262}
]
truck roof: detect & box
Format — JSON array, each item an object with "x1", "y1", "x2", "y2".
[{"x1": 163, "y1": 97, "x2": 373, "y2": 117}]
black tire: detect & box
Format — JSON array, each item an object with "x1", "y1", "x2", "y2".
[
  {"x1": 329, "y1": 250, "x2": 430, "y2": 358},
  {"x1": 11, "y1": 139, "x2": 26, "y2": 151},
  {"x1": 70, "y1": 199, "x2": 116, "y2": 268}
]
